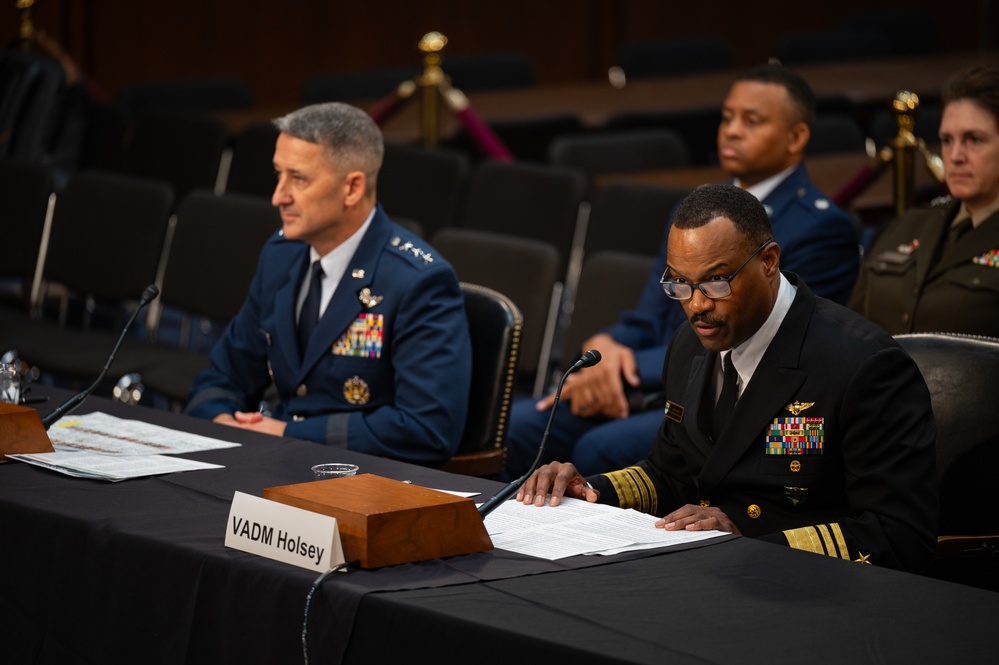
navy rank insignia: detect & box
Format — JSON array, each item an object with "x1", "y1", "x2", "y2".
[
  {"x1": 343, "y1": 376, "x2": 370, "y2": 405},
  {"x1": 664, "y1": 400, "x2": 684, "y2": 423}
]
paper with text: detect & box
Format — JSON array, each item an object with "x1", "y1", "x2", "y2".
[
  {"x1": 482, "y1": 497, "x2": 729, "y2": 560},
  {"x1": 47, "y1": 411, "x2": 241, "y2": 455}
]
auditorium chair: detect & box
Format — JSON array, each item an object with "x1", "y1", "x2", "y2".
[
  {"x1": 838, "y1": 9, "x2": 943, "y2": 56},
  {"x1": 114, "y1": 77, "x2": 254, "y2": 119},
  {"x1": 605, "y1": 107, "x2": 721, "y2": 166},
  {"x1": 301, "y1": 66, "x2": 418, "y2": 104},
  {"x1": 582, "y1": 182, "x2": 688, "y2": 259},
  {"x1": 444, "y1": 113, "x2": 586, "y2": 163},
  {"x1": 895, "y1": 332, "x2": 999, "y2": 591},
  {"x1": 557, "y1": 251, "x2": 656, "y2": 381},
  {"x1": 440, "y1": 283, "x2": 522, "y2": 477},
  {"x1": 461, "y1": 160, "x2": 586, "y2": 280},
  {"x1": 0, "y1": 48, "x2": 66, "y2": 162},
  {"x1": 548, "y1": 128, "x2": 690, "y2": 182},
  {"x1": 0, "y1": 160, "x2": 54, "y2": 310},
  {"x1": 615, "y1": 36, "x2": 734, "y2": 79},
  {"x1": 867, "y1": 103, "x2": 942, "y2": 150},
  {"x1": 127, "y1": 190, "x2": 281, "y2": 405},
  {"x1": 122, "y1": 110, "x2": 229, "y2": 206},
  {"x1": 806, "y1": 113, "x2": 868, "y2": 155},
  {"x1": 431, "y1": 228, "x2": 561, "y2": 398},
  {"x1": 378, "y1": 142, "x2": 470, "y2": 239},
  {"x1": 776, "y1": 28, "x2": 892, "y2": 66},
  {"x1": 444, "y1": 51, "x2": 536, "y2": 92},
  {"x1": 224, "y1": 122, "x2": 281, "y2": 199},
  {"x1": 0, "y1": 171, "x2": 173, "y2": 384}
]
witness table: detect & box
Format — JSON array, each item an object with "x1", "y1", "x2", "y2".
[{"x1": 2, "y1": 394, "x2": 997, "y2": 665}]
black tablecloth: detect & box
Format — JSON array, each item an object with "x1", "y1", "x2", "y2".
[{"x1": 1, "y1": 395, "x2": 744, "y2": 664}]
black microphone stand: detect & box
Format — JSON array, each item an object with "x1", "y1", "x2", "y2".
[
  {"x1": 41, "y1": 285, "x2": 160, "y2": 429},
  {"x1": 478, "y1": 350, "x2": 601, "y2": 518}
]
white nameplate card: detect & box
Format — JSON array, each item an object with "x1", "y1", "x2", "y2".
[{"x1": 225, "y1": 491, "x2": 345, "y2": 572}]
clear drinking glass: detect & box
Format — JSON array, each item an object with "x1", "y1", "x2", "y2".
[
  {"x1": 0, "y1": 363, "x2": 20, "y2": 404},
  {"x1": 311, "y1": 463, "x2": 359, "y2": 480}
]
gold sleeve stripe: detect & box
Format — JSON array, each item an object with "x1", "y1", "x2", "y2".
[
  {"x1": 816, "y1": 524, "x2": 849, "y2": 560},
  {"x1": 829, "y1": 523, "x2": 850, "y2": 560},
  {"x1": 783, "y1": 526, "x2": 826, "y2": 556},
  {"x1": 603, "y1": 466, "x2": 657, "y2": 514},
  {"x1": 784, "y1": 524, "x2": 852, "y2": 560}
]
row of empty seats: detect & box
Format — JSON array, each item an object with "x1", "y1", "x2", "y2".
[{"x1": 0, "y1": 157, "x2": 674, "y2": 405}]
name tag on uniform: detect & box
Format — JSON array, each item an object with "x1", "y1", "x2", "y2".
[
  {"x1": 333, "y1": 313, "x2": 384, "y2": 358},
  {"x1": 766, "y1": 417, "x2": 824, "y2": 455}
]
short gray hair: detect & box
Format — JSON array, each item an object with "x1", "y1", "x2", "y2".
[{"x1": 273, "y1": 102, "x2": 384, "y2": 186}]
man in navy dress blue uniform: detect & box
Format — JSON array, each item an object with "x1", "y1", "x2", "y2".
[
  {"x1": 516, "y1": 184, "x2": 937, "y2": 573},
  {"x1": 187, "y1": 102, "x2": 472, "y2": 466},
  {"x1": 503, "y1": 64, "x2": 861, "y2": 480}
]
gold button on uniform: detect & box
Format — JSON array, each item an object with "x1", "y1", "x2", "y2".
[
  {"x1": 747, "y1": 504, "x2": 761, "y2": 519},
  {"x1": 292, "y1": 415, "x2": 305, "y2": 422},
  {"x1": 296, "y1": 384, "x2": 308, "y2": 397},
  {"x1": 790, "y1": 460, "x2": 801, "y2": 473},
  {"x1": 699, "y1": 499, "x2": 711, "y2": 507}
]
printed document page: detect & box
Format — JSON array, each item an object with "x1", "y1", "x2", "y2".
[
  {"x1": 483, "y1": 497, "x2": 729, "y2": 560},
  {"x1": 8, "y1": 451, "x2": 224, "y2": 481},
  {"x1": 46, "y1": 411, "x2": 241, "y2": 455}
]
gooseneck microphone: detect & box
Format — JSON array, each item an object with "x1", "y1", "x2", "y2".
[
  {"x1": 478, "y1": 349, "x2": 602, "y2": 518},
  {"x1": 41, "y1": 285, "x2": 160, "y2": 430}
]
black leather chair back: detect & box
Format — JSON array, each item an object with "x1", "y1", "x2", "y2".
[
  {"x1": 457, "y1": 283, "x2": 522, "y2": 457},
  {"x1": 895, "y1": 333, "x2": 999, "y2": 535}
]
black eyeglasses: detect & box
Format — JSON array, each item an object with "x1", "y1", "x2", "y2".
[{"x1": 660, "y1": 239, "x2": 773, "y2": 301}]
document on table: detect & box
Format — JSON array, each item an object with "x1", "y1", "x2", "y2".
[
  {"x1": 7, "y1": 451, "x2": 224, "y2": 482},
  {"x1": 482, "y1": 497, "x2": 729, "y2": 560},
  {"x1": 46, "y1": 411, "x2": 241, "y2": 455},
  {"x1": 7, "y1": 411, "x2": 235, "y2": 481}
]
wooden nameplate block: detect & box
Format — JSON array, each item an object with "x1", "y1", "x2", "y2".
[
  {"x1": 263, "y1": 473, "x2": 493, "y2": 569},
  {"x1": 0, "y1": 402, "x2": 54, "y2": 461}
]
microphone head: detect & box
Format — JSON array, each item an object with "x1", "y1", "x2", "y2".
[
  {"x1": 578, "y1": 349, "x2": 602, "y2": 368},
  {"x1": 141, "y1": 284, "x2": 160, "y2": 303}
]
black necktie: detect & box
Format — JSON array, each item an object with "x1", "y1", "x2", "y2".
[
  {"x1": 298, "y1": 261, "x2": 324, "y2": 356},
  {"x1": 712, "y1": 354, "x2": 738, "y2": 441}
]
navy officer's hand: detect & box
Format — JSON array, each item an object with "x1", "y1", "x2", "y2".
[
  {"x1": 516, "y1": 461, "x2": 600, "y2": 507},
  {"x1": 655, "y1": 504, "x2": 742, "y2": 534}
]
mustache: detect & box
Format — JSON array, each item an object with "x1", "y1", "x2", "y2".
[{"x1": 689, "y1": 313, "x2": 724, "y2": 327}]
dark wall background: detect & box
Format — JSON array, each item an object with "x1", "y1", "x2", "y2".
[{"x1": 2, "y1": 0, "x2": 994, "y2": 106}]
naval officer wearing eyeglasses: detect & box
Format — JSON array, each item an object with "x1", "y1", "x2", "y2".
[{"x1": 517, "y1": 184, "x2": 938, "y2": 573}]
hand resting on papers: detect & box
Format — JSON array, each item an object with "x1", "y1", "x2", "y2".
[{"x1": 517, "y1": 460, "x2": 742, "y2": 535}]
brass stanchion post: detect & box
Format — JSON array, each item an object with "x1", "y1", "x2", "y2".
[{"x1": 417, "y1": 31, "x2": 447, "y2": 147}]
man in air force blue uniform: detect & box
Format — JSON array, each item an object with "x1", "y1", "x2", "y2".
[{"x1": 187, "y1": 102, "x2": 471, "y2": 466}]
